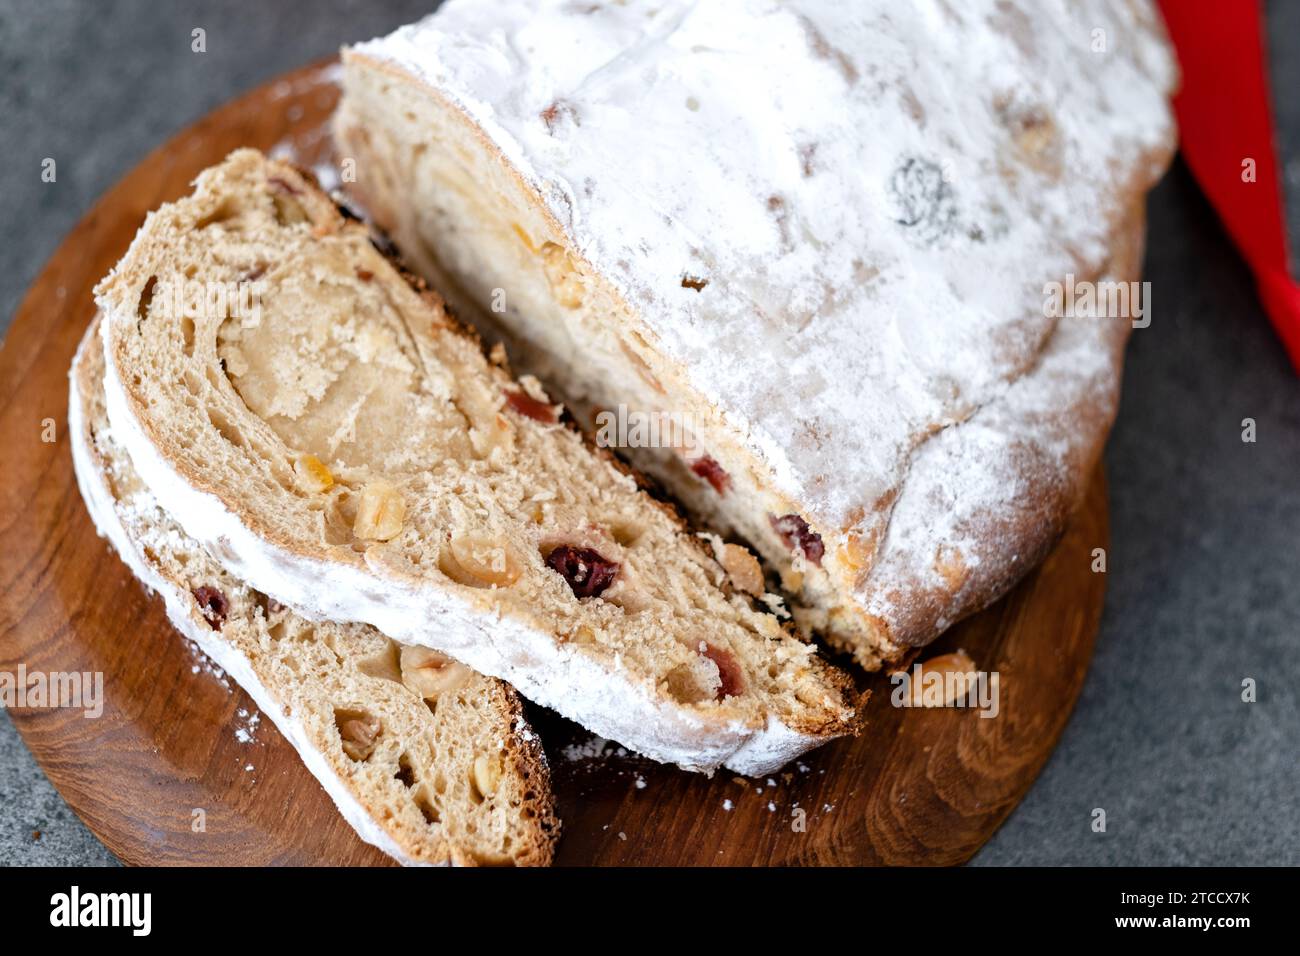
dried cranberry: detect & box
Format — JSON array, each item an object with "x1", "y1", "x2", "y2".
[
  {"x1": 192, "y1": 586, "x2": 229, "y2": 630},
  {"x1": 689, "y1": 454, "x2": 730, "y2": 495},
  {"x1": 504, "y1": 388, "x2": 559, "y2": 424},
  {"x1": 701, "y1": 643, "x2": 744, "y2": 699},
  {"x1": 545, "y1": 546, "x2": 619, "y2": 598},
  {"x1": 770, "y1": 513, "x2": 824, "y2": 566}
]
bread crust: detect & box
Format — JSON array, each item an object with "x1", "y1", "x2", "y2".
[
  {"x1": 94, "y1": 150, "x2": 857, "y2": 774},
  {"x1": 71, "y1": 317, "x2": 559, "y2": 866},
  {"x1": 337, "y1": 1, "x2": 1177, "y2": 667}
]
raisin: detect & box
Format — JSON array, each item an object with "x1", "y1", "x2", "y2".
[
  {"x1": 770, "y1": 513, "x2": 824, "y2": 566},
  {"x1": 192, "y1": 586, "x2": 229, "y2": 630},
  {"x1": 702, "y1": 643, "x2": 744, "y2": 699},
  {"x1": 504, "y1": 388, "x2": 559, "y2": 424},
  {"x1": 545, "y1": 546, "x2": 619, "y2": 598},
  {"x1": 689, "y1": 454, "x2": 730, "y2": 495}
]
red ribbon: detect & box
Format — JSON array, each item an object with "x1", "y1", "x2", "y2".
[{"x1": 1157, "y1": 0, "x2": 1300, "y2": 370}]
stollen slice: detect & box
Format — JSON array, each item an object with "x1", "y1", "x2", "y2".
[
  {"x1": 70, "y1": 317, "x2": 558, "y2": 866},
  {"x1": 93, "y1": 149, "x2": 858, "y2": 775}
]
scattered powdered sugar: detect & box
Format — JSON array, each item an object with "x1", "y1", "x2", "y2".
[
  {"x1": 184, "y1": 639, "x2": 231, "y2": 691},
  {"x1": 233, "y1": 707, "x2": 261, "y2": 744},
  {"x1": 561, "y1": 733, "x2": 622, "y2": 762}
]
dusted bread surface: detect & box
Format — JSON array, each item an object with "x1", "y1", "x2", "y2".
[{"x1": 337, "y1": 0, "x2": 1177, "y2": 665}]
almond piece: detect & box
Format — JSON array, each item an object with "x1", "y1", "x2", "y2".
[
  {"x1": 721, "y1": 543, "x2": 764, "y2": 596},
  {"x1": 441, "y1": 534, "x2": 522, "y2": 588},
  {"x1": 354, "y1": 480, "x2": 406, "y2": 541},
  {"x1": 399, "y1": 644, "x2": 471, "y2": 700},
  {"x1": 895, "y1": 649, "x2": 978, "y2": 707},
  {"x1": 472, "y1": 754, "x2": 503, "y2": 800},
  {"x1": 294, "y1": 453, "x2": 334, "y2": 492}
]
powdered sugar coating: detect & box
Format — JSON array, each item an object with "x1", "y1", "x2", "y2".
[{"x1": 354, "y1": 0, "x2": 1176, "y2": 543}]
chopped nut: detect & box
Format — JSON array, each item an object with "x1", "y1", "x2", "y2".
[
  {"x1": 566, "y1": 625, "x2": 597, "y2": 645},
  {"x1": 472, "y1": 753, "x2": 503, "y2": 800},
  {"x1": 336, "y1": 711, "x2": 381, "y2": 761},
  {"x1": 893, "y1": 650, "x2": 978, "y2": 707},
  {"x1": 399, "y1": 644, "x2": 471, "y2": 700},
  {"x1": 441, "y1": 534, "x2": 522, "y2": 588},
  {"x1": 353, "y1": 480, "x2": 406, "y2": 541},
  {"x1": 293, "y1": 454, "x2": 334, "y2": 493},
  {"x1": 721, "y1": 543, "x2": 765, "y2": 596},
  {"x1": 540, "y1": 241, "x2": 584, "y2": 308}
]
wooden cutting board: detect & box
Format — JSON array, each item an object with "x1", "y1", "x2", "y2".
[{"x1": 0, "y1": 59, "x2": 1109, "y2": 866}]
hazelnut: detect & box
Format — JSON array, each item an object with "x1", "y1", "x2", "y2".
[
  {"x1": 294, "y1": 454, "x2": 334, "y2": 493},
  {"x1": 472, "y1": 753, "x2": 503, "y2": 800},
  {"x1": 721, "y1": 543, "x2": 764, "y2": 596},
  {"x1": 441, "y1": 534, "x2": 522, "y2": 588},
  {"x1": 353, "y1": 480, "x2": 406, "y2": 541},
  {"x1": 336, "y1": 711, "x2": 381, "y2": 761},
  {"x1": 399, "y1": 644, "x2": 471, "y2": 700}
]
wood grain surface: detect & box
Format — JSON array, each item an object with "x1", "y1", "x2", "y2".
[{"x1": 0, "y1": 60, "x2": 1110, "y2": 866}]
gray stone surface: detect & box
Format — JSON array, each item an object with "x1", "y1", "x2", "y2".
[{"x1": 1, "y1": 1, "x2": 1297, "y2": 866}]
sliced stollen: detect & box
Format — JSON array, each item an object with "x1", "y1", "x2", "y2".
[
  {"x1": 94, "y1": 149, "x2": 858, "y2": 775},
  {"x1": 70, "y1": 318, "x2": 558, "y2": 866},
  {"x1": 335, "y1": 0, "x2": 1178, "y2": 668}
]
